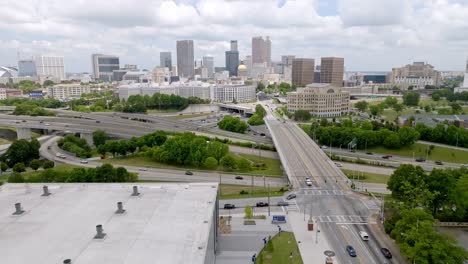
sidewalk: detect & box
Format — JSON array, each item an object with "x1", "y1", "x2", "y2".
[{"x1": 288, "y1": 211, "x2": 338, "y2": 264}]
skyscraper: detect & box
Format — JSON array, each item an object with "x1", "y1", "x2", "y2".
[
  {"x1": 202, "y1": 56, "x2": 214, "y2": 79},
  {"x1": 35, "y1": 55, "x2": 65, "y2": 80},
  {"x1": 292, "y1": 58, "x2": 315, "y2": 87},
  {"x1": 226, "y1": 40, "x2": 239, "y2": 77},
  {"x1": 160, "y1": 52, "x2": 172, "y2": 69},
  {"x1": 176, "y1": 40, "x2": 194, "y2": 78},
  {"x1": 91, "y1": 54, "x2": 120, "y2": 82},
  {"x1": 252, "y1": 36, "x2": 271, "y2": 65},
  {"x1": 18, "y1": 60, "x2": 36, "y2": 77},
  {"x1": 320, "y1": 57, "x2": 344, "y2": 87}
]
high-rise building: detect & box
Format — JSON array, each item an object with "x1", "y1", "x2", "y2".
[
  {"x1": 91, "y1": 54, "x2": 120, "y2": 82},
  {"x1": 226, "y1": 40, "x2": 239, "y2": 77},
  {"x1": 320, "y1": 57, "x2": 344, "y2": 87},
  {"x1": 202, "y1": 56, "x2": 214, "y2": 79},
  {"x1": 18, "y1": 60, "x2": 37, "y2": 77},
  {"x1": 35, "y1": 55, "x2": 65, "y2": 80},
  {"x1": 252, "y1": 36, "x2": 271, "y2": 66},
  {"x1": 389, "y1": 61, "x2": 441, "y2": 89},
  {"x1": 160, "y1": 52, "x2": 172, "y2": 69},
  {"x1": 292, "y1": 58, "x2": 315, "y2": 87},
  {"x1": 176, "y1": 40, "x2": 194, "y2": 78}
]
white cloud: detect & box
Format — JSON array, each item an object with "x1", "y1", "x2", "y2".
[{"x1": 1, "y1": 0, "x2": 468, "y2": 71}]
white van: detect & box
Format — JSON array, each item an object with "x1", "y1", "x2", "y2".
[{"x1": 359, "y1": 231, "x2": 369, "y2": 241}]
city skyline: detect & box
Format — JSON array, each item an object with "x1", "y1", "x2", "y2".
[{"x1": 2, "y1": 0, "x2": 468, "y2": 72}]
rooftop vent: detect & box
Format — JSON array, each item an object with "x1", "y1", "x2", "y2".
[
  {"x1": 63, "y1": 259, "x2": 71, "y2": 264},
  {"x1": 94, "y1": 224, "x2": 106, "y2": 239},
  {"x1": 41, "y1": 185, "x2": 51, "y2": 196},
  {"x1": 131, "y1": 186, "x2": 140, "y2": 196},
  {"x1": 12, "y1": 203, "x2": 24, "y2": 215},
  {"x1": 115, "y1": 202, "x2": 125, "y2": 214}
]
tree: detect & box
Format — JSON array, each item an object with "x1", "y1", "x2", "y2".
[
  {"x1": 255, "y1": 104, "x2": 267, "y2": 118},
  {"x1": 12, "y1": 162, "x2": 26, "y2": 173},
  {"x1": 398, "y1": 127, "x2": 420, "y2": 146},
  {"x1": 256, "y1": 82, "x2": 265, "y2": 92},
  {"x1": 93, "y1": 130, "x2": 110, "y2": 147},
  {"x1": 451, "y1": 103, "x2": 462, "y2": 114},
  {"x1": 384, "y1": 96, "x2": 398, "y2": 107},
  {"x1": 43, "y1": 160, "x2": 55, "y2": 169},
  {"x1": 207, "y1": 141, "x2": 229, "y2": 164},
  {"x1": 403, "y1": 91, "x2": 421, "y2": 106},
  {"x1": 29, "y1": 159, "x2": 42, "y2": 171},
  {"x1": 97, "y1": 144, "x2": 108, "y2": 158},
  {"x1": 237, "y1": 158, "x2": 251, "y2": 171},
  {"x1": 320, "y1": 118, "x2": 329, "y2": 127},
  {"x1": 369, "y1": 104, "x2": 383, "y2": 116},
  {"x1": 293, "y1": 110, "x2": 311, "y2": 122},
  {"x1": 354, "y1": 100, "x2": 369, "y2": 112},
  {"x1": 393, "y1": 103, "x2": 404, "y2": 113},
  {"x1": 387, "y1": 164, "x2": 429, "y2": 208},
  {"x1": 8, "y1": 172, "x2": 24, "y2": 183},
  {"x1": 0, "y1": 162, "x2": 8, "y2": 172},
  {"x1": 3, "y1": 139, "x2": 40, "y2": 167},
  {"x1": 217, "y1": 116, "x2": 249, "y2": 133},
  {"x1": 383, "y1": 133, "x2": 401, "y2": 148},
  {"x1": 43, "y1": 80, "x2": 55, "y2": 87},
  {"x1": 220, "y1": 154, "x2": 237, "y2": 170},
  {"x1": 432, "y1": 93, "x2": 441, "y2": 101},
  {"x1": 248, "y1": 114, "x2": 265, "y2": 126},
  {"x1": 203, "y1": 157, "x2": 218, "y2": 169}
]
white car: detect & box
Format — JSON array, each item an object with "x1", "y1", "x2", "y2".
[
  {"x1": 335, "y1": 162, "x2": 343, "y2": 167},
  {"x1": 359, "y1": 231, "x2": 369, "y2": 241},
  {"x1": 45, "y1": 123, "x2": 51, "y2": 126},
  {"x1": 80, "y1": 160, "x2": 88, "y2": 164},
  {"x1": 321, "y1": 145, "x2": 328, "y2": 149},
  {"x1": 138, "y1": 168, "x2": 148, "y2": 171}
]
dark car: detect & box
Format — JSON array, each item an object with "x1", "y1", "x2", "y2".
[
  {"x1": 346, "y1": 245, "x2": 357, "y2": 257},
  {"x1": 382, "y1": 155, "x2": 392, "y2": 159},
  {"x1": 415, "y1": 158, "x2": 426, "y2": 162},
  {"x1": 277, "y1": 201, "x2": 289, "y2": 206},
  {"x1": 235, "y1": 176, "x2": 243, "y2": 180},
  {"x1": 286, "y1": 194, "x2": 297, "y2": 200},
  {"x1": 381, "y1": 248, "x2": 392, "y2": 259},
  {"x1": 256, "y1": 202, "x2": 269, "y2": 207},
  {"x1": 260, "y1": 133, "x2": 266, "y2": 137},
  {"x1": 366, "y1": 152, "x2": 373, "y2": 155},
  {"x1": 96, "y1": 120, "x2": 101, "y2": 123},
  {"x1": 224, "y1": 204, "x2": 235, "y2": 209},
  {"x1": 185, "y1": 171, "x2": 193, "y2": 175},
  {"x1": 435, "y1": 161, "x2": 444, "y2": 165}
]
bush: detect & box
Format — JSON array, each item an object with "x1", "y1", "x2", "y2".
[
  {"x1": 29, "y1": 159, "x2": 42, "y2": 171},
  {"x1": 43, "y1": 160, "x2": 55, "y2": 169},
  {"x1": 220, "y1": 154, "x2": 237, "y2": 170},
  {"x1": 203, "y1": 157, "x2": 218, "y2": 169},
  {"x1": 217, "y1": 116, "x2": 249, "y2": 134},
  {"x1": 12, "y1": 162, "x2": 26, "y2": 173},
  {"x1": 8, "y1": 172, "x2": 25, "y2": 183}
]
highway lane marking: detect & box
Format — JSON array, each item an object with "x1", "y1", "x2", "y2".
[{"x1": 335, "y1": 222, "x2": 366, "y2": 264}]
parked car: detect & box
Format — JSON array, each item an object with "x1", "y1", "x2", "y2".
[
  {"x1": 80, "y1": 160, "x2": 88, "y2": 164},
  {"x1": 286, "y1": 194, "x2": 297, "y2": 200},
  {"x1": 277, "y1": 201, "x2": 289, "y2": 206},
  {"x1": 224, "y1": 204, "x2": 235, "y2": 210},
  {"x1": 185, "y1": 171, "x2": 193, "y2": 175},
  {"x1": 380, "y1": 248, "x2": 392, "y2": 259},
  {"x1": 256, "y1": 202, "x2": 269, "y2": 207},
  {"x1": 415, "y1": 158, "x2": 426, "y2": 162},
  {"x1": 435, "y1": 161, "x2": 444, "y2": 165},
  {"x1": 346, "y1": 245, "x2": 357, "y2": 257},
  {"x1": 235, "y1": 176, "x2": 243, "y2": 180}
]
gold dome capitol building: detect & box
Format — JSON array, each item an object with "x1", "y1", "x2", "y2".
[{"x1": 238, "y1": 62, "x2": 247, "y2": 78}]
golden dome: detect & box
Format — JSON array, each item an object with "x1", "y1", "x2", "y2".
[{"x1": 238, "y1": 64, "x2": 247, "y2": 71}]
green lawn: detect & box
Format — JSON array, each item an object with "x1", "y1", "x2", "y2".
[
  {"x1": 219, "y1": 184, "x2": 287, "y2": 200},
  {"x1": 103, "y1": 153, "x2": 284, "y2": 177},
  {"x1": 381, "y1": 108, "x2": 417, "y2": 122},
  {"x1": 367, "y1": 143, "x2": 468, "y2": 163},
  {"x1": 341, "y1": 169, "x2": 390, "y2": 184},
  {"x1": 256, "y1": 232, "x2": 303, "y2": 264}
]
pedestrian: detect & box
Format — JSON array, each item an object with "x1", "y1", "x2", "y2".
[
  {"x1": 262, "y1": 237, "x2": 267, "y2": 246},
  {"x1": 290, "y1": 252, "x2": 293, "y2": 258},
  {"x1": 251, "y1": 253, "x2": 256, "y2": 263},
  {"x1": 278, "y1": 225, "x2": 282, "y2": 235}
]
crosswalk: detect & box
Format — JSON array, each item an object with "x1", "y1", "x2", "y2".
[
  {"x1": 314, "y1": 215, "x2": 367, "y2": 224},
  {"x1": 299, "y1": 189, "x2": 350, "y2": 196}
]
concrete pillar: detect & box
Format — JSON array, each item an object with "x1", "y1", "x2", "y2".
[
  {"x1": 17, "y1": 127, "x2": 32, "y2": 140},
  {"x1": 80, "y1": 132, "x2": 94, "y2": 147}
]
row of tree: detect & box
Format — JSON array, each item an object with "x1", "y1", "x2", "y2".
[
  {"x1": 8, "y1": 164, "x2": 137, "y2": 183},
  {"x1": 13, "y1": 104, "x2": 55, "y2": 116},
  {"x1": 218, "y1": 116, "x2": 249, "y2": 133},
  {"x1": 58, "y1": 134, "x2": 92, "y2": 158},
  {"x1": 415, "y1": 123, "x2": 468, "y2": 148},
  {"x1": 0, "y1": 97, "x2": 64, "y2": 108},
  {"x1": 432, "y1": 89, "x2": 468, "y2": 102},
  {"x1": 247, "y1": 104, "x2": 266, "y2": 126},
  {"x1": 385, "y1": 165, "x2": 468, "y2": 262},
  {"x1": 121, "y1": 93, "x2": 210, "y2": 113}
]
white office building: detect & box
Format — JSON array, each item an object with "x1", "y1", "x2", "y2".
[
  {"x1": 211, "y1": 84, "x2": 256, "y2": 103},
  {"x1": 91, "y1": 54, "x2": 120, "y2": 82},
  {"x1": 35, "y1": 55, "x2": 65, "y2": 80},
  {"x1": 48, "y1": 84, "x2": 91, "y2": 100}
]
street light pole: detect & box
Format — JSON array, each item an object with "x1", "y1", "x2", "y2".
[{"x1": 267, "y1": 184, "x2": 270, "y2": 216}]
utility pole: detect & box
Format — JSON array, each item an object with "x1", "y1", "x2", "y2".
[
  {"x1": 219, "y1": 173, "x2": 222, "y2": 196},
  {"x1": 381, "y1": 194, "x2": 385, "y2": 224},
  {"x1": 267, "y1": 184, "x2": 270, "y2": 216}
]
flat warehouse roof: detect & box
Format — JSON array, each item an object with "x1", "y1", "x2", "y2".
[{"x1": 0, "y1": 183, "x2": 218, "y2": 264}]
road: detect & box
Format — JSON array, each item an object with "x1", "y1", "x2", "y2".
[
  {"x1": 262, "y1": 102, "x2": 399, "y2": 264},
  {"x1": 40, "y1": 136, "x2": 286, "y2": 187}
]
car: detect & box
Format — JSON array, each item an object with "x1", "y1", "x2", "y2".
[
  {"x1": 359, "y1": 231, "x2": 369, "y2": 241},
  {"x1": 334, "y1": 162, "x2": 343, "y2": 167},
  {"x1": 321, "y1": 145, "x2": 328, "y2": 149},
  {"x1": 346, "y1": 245, "x2": 357, "y2": 257},
  {"x1": 349, "y1": 149, "x2": 356, "y2": 153},
  {"x1": 366, "y1": 152, "x2": 373, "y2": 155},
  {"x1": 22, "y1": 120, "x2": 27, "y2": 122},
  {"x1": 306, "y1": 180, "x2": 312, "y2": 187},
  {"x1": 224, "y1": 204, "x2": 235, "y2": 209},
  {"x1": 283, "y1": 121, "x2": 286, "y2": 123},
  {"x1": 185, "y1": 171, "x2": 193, "y2": 175},
  {"x1": 415, "y1": 158, "x2": 426, "y2": 162},
  {"x1": 260, "y1": 133, "x2": 266, "y2": 137},
  {"x1": 14, "y1": 120, "x2": 20, "y2": 123},
  {"x1": 138, "y1": 168, "x2": 148, "y2": 171},
  {"x1": 435, "y1": 161, "x2": 444, "y2": 165},
  {"x1": 256, "y1": 202, "x2": 269, "y2": 207},
  {"x1": 96, "y1": 120, "x2": 100, "y2": 123},
  {"x1": 286, "y1": 194, "x2": 297, "y2": 200},
  {"x1": 39, "y1": 120, "x2": 44, "y2": 123},
  {"x1": 47, "y1": 146, "x2": 51, "y2": 150},
  {"x1": 45, "y1": 123, "x2": 51, "y2": 126},
  {"x1": 80, "y1": 160, "x2": 88, "y2": 164},
  {"x1": 65, "y1": 124, "x2": 69, "y2": 127},
  {"x1": 277, "y1": 201, "x2": 289, "y2": 206},
  {"x1": 235, "y1": 176, "x2": 244, "y2": 180},
  {"x1": 380, "y1": 248, "x2": 392, "y2": 259},
  {"x1": 382, "y1": 155, "x2": 391, "y2": 159}
]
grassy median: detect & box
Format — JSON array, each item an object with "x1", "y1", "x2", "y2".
[
  {"x1": 219, "y1": 184, "x2": 287, "y2": 200},
  {"x1": 256, "y1": 232, "x2": 303, "y2": 264},
  {"x1": 341, "y1": 169, "x2": 390, "y2": 184}
]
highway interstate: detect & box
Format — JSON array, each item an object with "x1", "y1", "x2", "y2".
[{"x1": 263, "y1": 104, "x2": 400, "y2": 263}]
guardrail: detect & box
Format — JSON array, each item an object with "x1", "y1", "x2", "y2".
[{"x1": 434, "y1": 222, "x2": 468, "y2": 227}]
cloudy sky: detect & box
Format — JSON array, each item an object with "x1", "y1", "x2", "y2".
[{"x1": 1, "y1": 0, "x2": 468, "y2": 72}]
